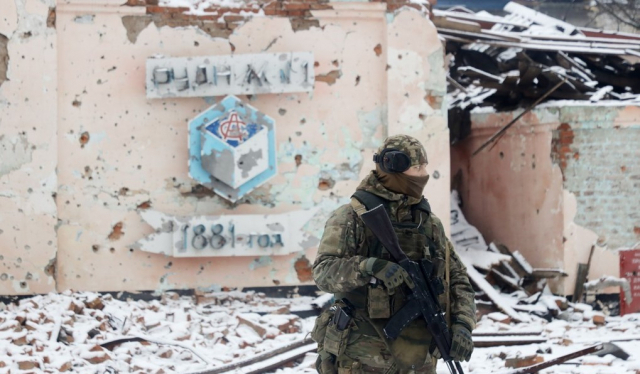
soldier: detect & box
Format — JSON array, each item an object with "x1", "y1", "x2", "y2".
[{"x1": 311, "y1": 135, "x2": 476, "y2": 374}]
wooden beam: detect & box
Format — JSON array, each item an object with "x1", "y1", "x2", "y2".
[
  {"x1": 433, "y1": 16, "x2": 482, "y2": 33},
  {"x1": 463, "y1": 264, "x2": 524, "y2": 322},
  {"x1": 243, "y1": 344, "x2": 317, "y2": 374},
  {"x1": 472, "y1": 78, "x2": 567, "y2": 156},
  {"x1": 473, "y1": 330, "x2": 542, "y2": 337},
  {"x1": 503, "y1": 344, "x2": 604, "y2": 374},
  {"x1": 473, "y1": 336, "x2": 547, "y2": 348},
  {"x1": 557, "y1": 51, "x2": 596, "y2": 79},
  {"x1": 531, "y1": 268, "x2": 568, "y2": 278},
  {"x1": 572, "y1": 244, "x2": 595, "y2": 303},
  {"x1": 447, "y1": 75, "x2": 468, "y2": 93},
  {"x1": 190, "y1": 337, "x2": 314, "y2": 374}
]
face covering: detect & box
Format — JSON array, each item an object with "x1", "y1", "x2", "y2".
[{"x1": 376, "y1": 166, "x2": 430, "y2": 199}]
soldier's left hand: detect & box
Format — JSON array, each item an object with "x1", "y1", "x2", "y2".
[
  {"x1": 450, "y1": 324, "x2": 473, "y2": 362},
  {"x1": 360, "y1": 258, "x2": 415, "y2": 291}
]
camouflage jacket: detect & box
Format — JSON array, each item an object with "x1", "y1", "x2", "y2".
[{"x1": 312, "y1": 171, "x2": 476, "y2": 332}]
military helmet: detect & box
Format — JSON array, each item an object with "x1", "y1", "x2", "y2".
[{"x1": 373, "y1": 135, "x2": 428, "y2": 173}]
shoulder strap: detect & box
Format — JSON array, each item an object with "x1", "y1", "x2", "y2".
[
  {"x1": 351, "y1": 190, "x2": 390, "y2": 212},
  {"x1": 349, "y1": 197, "x2": 367, "y2": 218},
  {"x1": 417, "y1": 198, "x2": 431, "y2": 213},
  {"x1": 413, "y1": 197, "x2": 431, "y2": 217},
  {"x1": 350, "y1": 191, "x2": 390, "y2": 259},
  {"x1": 446, "y1": 239, "x2": 451, "y2": 327},
  {"x1": 411, "y1": 197, "x2": 431, "y2": 223}
]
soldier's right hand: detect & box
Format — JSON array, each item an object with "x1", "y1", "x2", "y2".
[{"x1": 360, "y1": 258, "x2": 415, "y2": 291}]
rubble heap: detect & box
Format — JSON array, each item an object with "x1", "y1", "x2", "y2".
[
  {"x1": 0, "y1": 291, "x2": 317, "y2": 373},
  {"x1": 439, "y1": 1, "x2": 640, "y2": 115},
  {"x1": 450, "y1": 190, "x2": 610, "y2": 325},
  {"x1": 449, "y1": 190, "x2": 640, "y2": 371}
]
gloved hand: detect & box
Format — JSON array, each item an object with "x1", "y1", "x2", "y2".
[
  {"x1": 360, "y1": 258, "x2": 415, "y2": 291},
  {"x1": 449, "y1": 324, "x2": 474, "y2": 362}
]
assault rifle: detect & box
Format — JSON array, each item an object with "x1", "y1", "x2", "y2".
[{"x1": 360, "y1": 204, "x2": 465, "y2": 374}]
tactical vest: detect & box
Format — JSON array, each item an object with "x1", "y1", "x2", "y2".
[{"x1": 334, "y1": 190, "x2": 447, "y2": 322}]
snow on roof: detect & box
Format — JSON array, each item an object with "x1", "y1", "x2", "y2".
[
  {"x1": 438, "y1": 2, "x2": 640, "y2": 112},
  {"x1": 158, "y1": 0, "x2": 263, "y2": 15}
]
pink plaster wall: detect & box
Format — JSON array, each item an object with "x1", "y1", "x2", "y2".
[
  {"x1": 0, "y1": 0, "x2": 449, "y2": 295},
  {"x1": 451, "y1": 110, "x2": 566, "y2": 291},
  {"x1": 0, "y1": 0, "x2": 57, "y2": 295},
  {"x1": 451, "y1": 104, "x2": 636, "y2": 295}
]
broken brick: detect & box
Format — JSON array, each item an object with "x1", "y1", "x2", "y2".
[
  {"x1": 157, "y1": 347, "x2": 173, "y2": 359},
  {"x1": 59, "y1": 361, "x2": 73, "y2": 372},
  {"x1": 86, "y1": 345, "x2": 111, "y2": 364},
  {"x1": 84, "y1": 297, "x2": 104, "y2": 310},
  {"x1": 237, "y1": 315, "x2": 267, "y2": 337},
  {"x1": 555, "y1": 298, "x2": 569, "y2": 311},
  {"x1": 69, "y1": 300, "x2": 84, "y2": 314},
  {"x1": 12, "y1": 334, "x2": 28, "y2": 346},
  {"x1": 487, "y1": 312, "x2": 511, "y2": 325},
  {"x1": 593, "y1": 314, "x2": 606, "y2": 325},
  {"x1": 17, "y1": 359, "x2": 40, "y2": 370},
  {"x1": 505, "y1": 355, "x2": 544, "y2": 368},
  {"x1": 275, "y1": 316, "x2": 301, "y2": 334}
]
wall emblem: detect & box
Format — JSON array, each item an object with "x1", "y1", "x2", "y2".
[
  {"x1": 189, "y1": 95, "x2": 276, "y2": 202},
  {"x1": 208, "y1": 111, "x2": 256, "y2": 145}
]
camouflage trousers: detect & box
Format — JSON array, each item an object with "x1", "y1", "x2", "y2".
[{"x1": 337, "y1": 333, "x2": 437, "y2": 374}]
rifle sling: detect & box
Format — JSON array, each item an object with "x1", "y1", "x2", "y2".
[
  {"x1": 446, "y1": 240, "x2": 451, "y2": 327},
  {"x1": 383, "y1": 299, "x2": 421, "y2": 340}
]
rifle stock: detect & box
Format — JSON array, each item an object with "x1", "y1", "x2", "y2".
[{"x1": 360, "y1": 204, "x2": 465, "y2": 374}]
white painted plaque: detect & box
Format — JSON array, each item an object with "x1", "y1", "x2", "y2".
[
  {"x1": 146, "y1": 52, "x2": 314, "y2": 98},
  {"x1": 135, "y1": 209, "x2": 319, "y2": 257}
]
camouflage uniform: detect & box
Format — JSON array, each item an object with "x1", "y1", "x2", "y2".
[
  {"x1": 381, "y1": 135, "x2": 428, "y2": 165},
  {"x1": 312, "y1": 135, "x2": 476, "y2": 374}
]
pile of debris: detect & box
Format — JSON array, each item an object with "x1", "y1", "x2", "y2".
[
  {"x1": 438, "y1": 2, "x2": 640, "y2": 115},
  {"x1": 449, "y1": 190, "x2": 640, "y2": 371},
  {"x1": 450, "y1": 190, "x2": 604, "y2": 325},
  {"x1": 0, "y1": 290, "x2": 319, "y2": 373}
]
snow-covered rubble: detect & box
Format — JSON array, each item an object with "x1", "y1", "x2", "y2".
[
  {"x1": 466, "y1": 311, "x2": 640, "y2": 374},
  {"x1": 2, "y1": 289, "x2": 640, "y2": 373},
  {"x1": 0, "y1": 290, "x2": 317, "y2": 373}
]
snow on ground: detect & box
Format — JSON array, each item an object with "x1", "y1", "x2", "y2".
[
  {"x1": 451, "y1": 311, "x2": 640, "y2": 374},
  {"x1": 0, "y1": 290, "x2": 316, "y2": 373},
  {"x1": 2, "y1": 290, "x2": 640, "y2": 373}
]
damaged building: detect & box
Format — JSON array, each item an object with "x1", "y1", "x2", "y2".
[
  {"x1": 0, "y1": 0, "x2": 640, "y2": 372},
  {"x1": 0, "y1": 0, "x2": 638, "y2": 316},
  {"x1": 442, "y1": 3, "x2": 640, "y2": 303},
  {"x1": 0, "y1": 0, "x2": 450, "y2": 295}
]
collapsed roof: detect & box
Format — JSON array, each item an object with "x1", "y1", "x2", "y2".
[{"x1": 439, "y1": 1, "x2": 640, "y2": 118}]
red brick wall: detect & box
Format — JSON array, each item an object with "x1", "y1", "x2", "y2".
[
  {"x1": 123, "y1": 0, "x2": 429, "y2": 32},
  {"x1": 552, "y1": 123, "x2": 640, "y2": 250}
]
